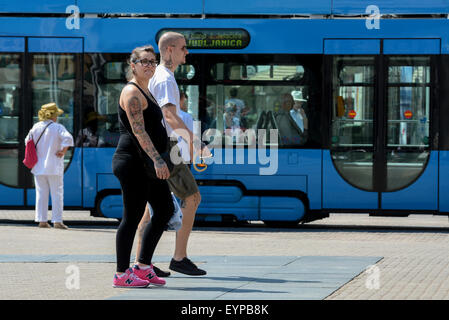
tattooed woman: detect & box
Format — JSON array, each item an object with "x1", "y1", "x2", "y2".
[{"x1": 111, "y1": 45, "x2": 174, "y2": 288}]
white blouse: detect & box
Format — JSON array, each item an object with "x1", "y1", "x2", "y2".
[{"x1": 25, "y1": 120, "x2": 74, "y2": 176}]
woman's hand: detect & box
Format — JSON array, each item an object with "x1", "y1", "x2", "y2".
[{"x1": 55, "y1": 147, "x2": 69, "y2": 158}]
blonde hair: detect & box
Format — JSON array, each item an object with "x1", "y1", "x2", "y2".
[
  {"x1": 38, "y1": 102, "x2": 63, "y2": 121},
  {"x1": 126, "y1": 45, "x2": 156, "y2": 80}
]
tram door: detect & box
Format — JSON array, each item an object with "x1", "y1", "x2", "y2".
[
  {"x1": 323, "y1": 39, "x2": 439, "y2": 213},
  {"x1": 0, "y1": 37, "x2": 25, "y2": 205},
  {"x1": 0, "y1": 37, "x2": 82, "y2": 207}
]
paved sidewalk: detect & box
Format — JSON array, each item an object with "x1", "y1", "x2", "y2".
[
  {"x1": 1, "y1": 210, "x2": 449, "y2": 300},
  {"x1": 0, "y1": 253, "x2": 380, "y2": 300}
]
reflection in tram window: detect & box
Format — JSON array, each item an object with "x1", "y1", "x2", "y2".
[
  {"x1": 31, "y1": 54, "x2": 76, "y2": 134},
  {"x1": 206, "y1": 84, "x2": 311, "y2": 146},
  {"x1": 175, "y1": 64, "x2": 195, "y2": 80},
  {"x1": 30, "y1": 53, "x2": 77, "y2": 175},
  {"x1": 81, "y1": 54, "x2": 127, "y2": 147},
  {"x1": 178, "y1": 84, "x2": 199, "y2": 125},
  {"x1": 387, "y1": 57, "x2": 430, "y2": 148},
  {"x1": 332, "y1": 150, "x2": 375, "y2": 191},
  {"x1": 331, "y1": 56, "x2": 376, "y2": 191},
  {"x1": 386, "y1": 57, "x2": 431, "y2": 191},
  {"x1": 0, "y1": 53, "x2": 21, "y2": 187},
  {"x1": 330, "y1": 55, "x2": 433, "y2": 193},
  {"x1": 76, "y1": 109, "x2": 118, "y2": 147},
  {"x1": 82, "y1": 57, "x2": 202, "y2": 148},
  {"x1": 386, "y1": 151, "x2": 429, "y2": 191},
  {"x1": 0, "y1": 54, "x2": 21, "y2": 144},
  {"x1": 331, "y1": 57, "x2": 375, "y2": 148},
  {"x1": 82, "y1": 55, "x2": 322, "y2": 149}
]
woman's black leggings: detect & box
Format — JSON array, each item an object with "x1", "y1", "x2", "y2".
[{"x1": 112, "y1": 154, "x2": 174, "y2": 273}]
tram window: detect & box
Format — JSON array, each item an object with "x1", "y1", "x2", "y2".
[
  {"x1": 385, "y1": 56, "x2": 431, "y2": 191},
  {"x1": 388, "y1": 58, "x2": 430, "y2": 84},
  {"x1": 206, "y1": 59, "x2": 321, "y2": 147},
  {"x1": 83, "y1": 54, "x2": 196, "y2": 148},
  {"x1": 386, "y1": 57, "x2": 431, "y2": 148},
  {"x1": 211, "y1": 64, "x2": 304, "y2": 81},
  {"x1": 331, "y1": 57, "x2": 375, "y2": 148},
  {"x1": 338, "y1": 61, "x2": 375, "y2": 84},
  {"x1": 30, "y1": 53, "x2": 77, "y2": 173},
  {"x1": 80, "y1": 53, "x2": 126, "y2": 147},
  {"x1": 31, "y1": 54, "x2": 76, "y2": 134},
  {"x1": 330, "y1": 56, "x2": 376, "y2": 191},
  {"x1": 175, "y1": 64, "x2": 195, "y2": 80},
  {"x1": 0, "y1": 54, "x2": 20, "y2": 143},
  {"x1": 104, "y1": 62, "x2": 127, "y2": 80},
  {"x1": 0, "y1": 53, "x2": 21, "y2": 187},
  {"x1": 386, "y1": 87, "x2": 430, "y2": 147},
  {"x1": 205, "y1": 85, "x2": 311, "y2": 147},
  {"x1": 178, "y1": 84, "x2": 199, "y2": 124}
]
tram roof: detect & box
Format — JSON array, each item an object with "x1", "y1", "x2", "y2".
[{"x1": 1, "y1": 0, "x2": 449, "y2": 16}]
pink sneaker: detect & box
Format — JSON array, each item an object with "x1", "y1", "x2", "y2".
[
  {"x1": 113, "y1": 268, "x2": 150, "y2": 288},
  {"x1": 133, "y1": 264, "x2": 166, "y2": 286}
]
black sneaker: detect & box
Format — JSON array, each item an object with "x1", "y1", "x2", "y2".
[
  {"x1": 152, "y1": 265, "x2": 171, "y2": 277},
  {"x1": 169, "y1": 257, "x2": 207, "y2": 276}
]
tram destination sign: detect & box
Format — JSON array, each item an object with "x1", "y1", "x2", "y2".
[{"x1": 156, "y1": 29, "x2": 250, "y2": 49}]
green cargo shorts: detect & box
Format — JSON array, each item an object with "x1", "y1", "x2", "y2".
[
  {"x1": 166, "y1": 141, "x2": 199, "y2": 200},
  {"x1": 167, "y1": 162, "x2": 199, "y2": 200}
]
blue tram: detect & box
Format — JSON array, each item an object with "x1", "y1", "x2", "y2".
[{"x1": 1, "y1": 0, "x2": 449, "y2": 224}]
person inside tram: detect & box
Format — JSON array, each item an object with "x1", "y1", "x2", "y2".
[
  {"x1": 202, "y1": 95, "x2": 216, "y2": 130},
  {"x1": 77, "y1": 110, "x2": 105, "y2": 147},
  {"x1": 290, "y1": 90, "x2": 308, "y2": 133},
  {"x1": 225, "y1": 87, "x2": 248, "y2": 130},
  {"x1": 274, "y1": 93, "x2": 308, "y2": 146},
  {"x1": 197, "y1": 95, "x2": 214, "y2": 132},
  {"x1": 225, "y1": 87, "x2": 245, "y2": 118}
]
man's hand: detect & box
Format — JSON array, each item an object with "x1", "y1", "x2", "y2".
[
  {"x1": 200, "y1": 144, "x2": 212, "y2": 159},
  {"x1": 193, "y1": 138, "x2": 212, "y2": 159}
]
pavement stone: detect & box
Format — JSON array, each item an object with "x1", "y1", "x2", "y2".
[{"x1": 1, "y1": 210, "x2": 449, "y2": 300}]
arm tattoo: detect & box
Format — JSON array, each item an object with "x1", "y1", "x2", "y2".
[
  {"x1": 127, "y1": 96, "x2": 145, "y2": 135},
  {"x1": 126, "y1": 95, "x2": 164, "y2": 166}
]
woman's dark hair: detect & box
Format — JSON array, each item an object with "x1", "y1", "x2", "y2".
[{"x1": 126, "y1": 45, "x2": 156, "y2": 80}]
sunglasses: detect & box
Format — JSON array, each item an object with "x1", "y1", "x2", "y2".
[{"x1": 134, "y1": 59, "x2": 158, "y2": 67}]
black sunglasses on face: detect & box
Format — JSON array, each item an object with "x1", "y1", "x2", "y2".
[{"x1": 134, "y1": 59, "x2": 158, "y2": 67}]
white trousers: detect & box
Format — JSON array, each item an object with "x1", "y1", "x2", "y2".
[{"x1": 34, "y1": 175, "x2": 64, "y2": 223}]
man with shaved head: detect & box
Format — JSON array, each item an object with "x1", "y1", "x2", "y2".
[
  {"x1": 158, "y1": 31, "x2": 186, "y2": 67},
  {"x1": 135, "y1": 31, "x2": 208, "y2": 277}
]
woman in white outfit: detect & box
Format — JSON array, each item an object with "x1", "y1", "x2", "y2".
[{"x1": 25, "y1": 102, "x2": 74, "y2": 229}]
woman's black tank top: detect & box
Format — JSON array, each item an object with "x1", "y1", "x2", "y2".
[{"x1": 115, "y1": 82, "x2": 168, "y2": 157}]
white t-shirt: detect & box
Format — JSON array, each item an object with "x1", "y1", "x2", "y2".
[
  {"x1": 290, "y1": 109, "x2": 304, "y2": 132},
  {"x1": 25, "y1": 120, "x2": 74, "y2": 176},
  {"x1": 225, "y1": 97, "x2": 245, "y2": 116},
  {"x1": 148, "y1": 65, "x2": 181, "y2": 138}
]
